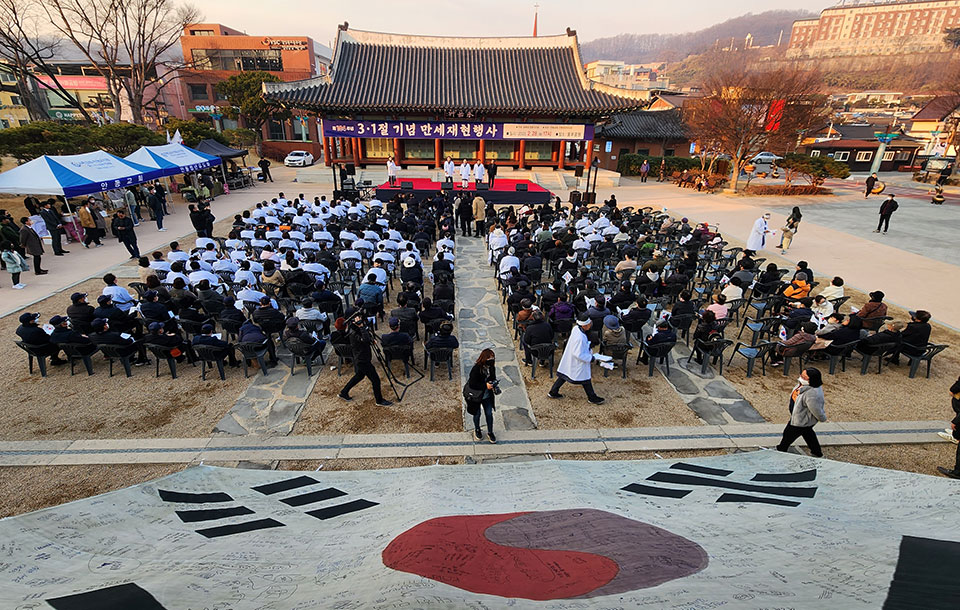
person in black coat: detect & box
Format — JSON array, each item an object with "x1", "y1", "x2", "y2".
[
  {"x1": 456, "y1": 197, "x2": 473, "y2": 237},
  {"x1": 89, "y1": 318, "x2": 148, "y2": 364},
  {"x1": 140, "y1": 290, "x2": 173, "y2": 323},
  {"x1": 466, "y1": 348, "x2": 498, "y2": 443},
  {"x1": 857, "y1": 320, "x2": 903, "y2": 355},
  {"x1": 937, "y1": 376, "x2": 960, "y2": 479},
  {"x1": 887, "y1": 310, "x2": 932, "y2": 365},
  {"x1": 875, "y1": 194, "x2": 898, "y2": 233},
  {"x1": 238, "y1": 319, "x2": 278, "y2": 365},
  {"x1": 252, "y1": 297, "x2": 286, "y2": 334},
  {"x1": 425, "y1": 321, "x2": 459, "y2": 350},
  {"x1": 93, "y1": 294, "x2": 141, "y2": 337},
  {"x1": 48, "y1": 314, "x2": 97, "y2": 357},
  {"x1": 147, "y1": 187, "x2": 166, "y2": 231},
  {"x1": 522, "y1": 310, "x2": 554, "y2": 365},
  {"x1": 339, "y1": 311, "x2": 392, "y2": 406},
  {"x1": 640, "y1": 319, "x2": 678, "y2": 364},
  {"x1": 19, "y1": 217, "x2": 46, "y2": 275},
  {"x1": 193, "y1": 323, "x2": 239, "y2": 366},
  {"x1": 40, "y1": 200, "x2": 68, "y2": 256},
  {"x1": 15, "y1": 312, "x2": 67, "y2": 364},
  {"x1": 189, "y1": 205, "x2": 207, "y2": 237},
  {"x1": 781, "y1": 297, "x2": 815, "y2": 331},
  {"x1": 111, "y1": 209, "x2": 140, "y2": 258}
]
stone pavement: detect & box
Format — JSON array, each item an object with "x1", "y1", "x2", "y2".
[
  {"x1": 454, "y1": 234, "x2": 537, "y2": 431},
  {"x1": 0, "y1": 420, "x2": 947, "y2": 466}
]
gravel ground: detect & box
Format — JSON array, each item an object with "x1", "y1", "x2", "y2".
[
  {"x1": 293, "y1": 275, "x2": 464, "y2": 435},
  {"x1": 824, "y1": 443, "x2": 955, "y2": 477},
  {"x1": 0, "y1": 464, "x2": 183, "y2": 518},
  {"x1": 500, "y1": 302, "x2": 701, "y2": 429}
]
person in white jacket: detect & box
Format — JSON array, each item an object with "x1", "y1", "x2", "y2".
[
  {"x1": 387, "y1": 156, "x2": 398, "y2": 187},
  {"x1": 473, "y1": 160, "x2": 486, "y2": 184},
  {"x1": 548, "y1": 314, "x2": 605, "y2": 404},
  {"x1": 459, "y1": 160, "x2": 471, "y2": 189},
  {"x1": 443, "y1": 156, "x2": 455, "y2": 183}
]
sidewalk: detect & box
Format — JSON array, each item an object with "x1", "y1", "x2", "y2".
[{"x1": 0, "y1": 420, "x2": 947, "y2": 465}]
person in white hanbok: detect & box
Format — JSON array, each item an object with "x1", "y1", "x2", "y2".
[
  {"x1": 473, "y1": 161, "x2": 485, "y2": 185},
  {"x1": 443, "y1": 156, "x2": 455, "y2": 183},
  {"x1": 746, "y1": 212, "x2": 772, "y2": 253},
  {"x1": 459, "y1": 160, "x2": 471, "y2": 189},
  {"x1": 387, "y1": 156, "x2": 398, "y2": 187},
  {"x1": 548, "y1": 314, "x2": 605, "y2": 404}
]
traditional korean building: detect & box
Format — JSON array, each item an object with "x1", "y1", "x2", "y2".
[{"x1": 262, "y1": 24, "x2": 647, "y2": 172}]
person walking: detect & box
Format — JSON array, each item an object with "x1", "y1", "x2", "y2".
[
  {"x1": 640, "y1": 159, "x2": 650, "y2": 183},
  {"x1": 936, "y1": 376, "x2": 960, "y2": 477},
  {"x1": 258, "y1": 157, "x2": 273, "y2": 182},
  {"x1": 488, "y1": 159, "x2": 498, "y2": 189},
  {"x1": 112, "y1": 209, "x2": 140, "y2": 259},
  {"x1": 124, "y1": 187, "x2": 141, "y2": 225},
  {"x1": 19, "y1": 217, "x2": 47, "y2": 275},
  {"x1": 548, "y1": 314, "x2": 605, "y2": 404},
  {"x1": 1, "y1": 241, "x2": 28, "y2": 288},
  {"x1": 472, "y1": 195, "x2": 486, "y2": 237},
  {"x1": 148, "y1": 186, "x2": 167, "y2": 232},
  {"x1": 338, "y1": 310, "x2": 392, "y2": 406},
  {"x1": 864, "y1": 172, "x2": 878, "y2": 198},
  {"x1": 387, "y1": 156, "x2": 398, "y2": 187},
  {"x1": 464, "y1": 348, "x2": 498, "y2": 443},
  {"x1": 778, "y1": 206, "x2": 802, "y2": 254},
  {"x1": 77, "y1": 198, "x2": 104, "y2": 247},
  {"x1": 39, "y1": 199, "x2": 68, "y2": 256},
  {"x1": 874, "y1": 194, "x2": 898, "y2": 234},
  {"x1": 456, "y1": 196, "x2": 473, "y2": 238},
  {"x1": 775, "y1": 367, "x2": 827, "y2": 457}
]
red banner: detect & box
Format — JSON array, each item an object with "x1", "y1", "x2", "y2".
[{"x1": 765, "y1": 99, "x2": 785, "y2": 132}]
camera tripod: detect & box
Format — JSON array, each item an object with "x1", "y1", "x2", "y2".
[{"x1": 343, "y1": 309, "x2": 424, "y2": 402}]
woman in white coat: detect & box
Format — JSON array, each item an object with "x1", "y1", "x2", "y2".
[
  {"x1": 746, "y1": 212, "x2": 772, "y2": 254},
  {"x1": 443, "y1": 156, "x2": 455, "y2": 183},
  {"x1": 459, "y1": 160, "x2": 471, "y2": 189},
  {"x1": 387, "y1": 156, "x2": 398, "y2": 187},
  {"x1": 548, "y1": 314, "x2": 605, "y2": 404},
  {"x1": 473, "y1": 161, "x2": 486, "y2": 185}
]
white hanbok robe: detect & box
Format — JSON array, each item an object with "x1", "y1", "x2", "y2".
[
  {"x1": 557, "y1": 326, "x2": 594, "y2": 382},
  {"x1": 387, "y1": 160, "x2": 398, "y2": 177},
  {"x1": 474, "y1": 163, "x2": 485, "y2": 182},
  {"x1": 459, "y1": 162, "x2": 471, "y2": 181},
  {"x1": 443, "y1": 160, "x2": 455, "y2": 178},
  {"x1": 747, "y1": 216, "x2": 769, "y2": 251}
]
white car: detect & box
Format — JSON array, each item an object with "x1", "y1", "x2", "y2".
[
  {"x1": 284, "y1": 150, "x2": 314, "y2": 167},
  {"x1": 751, "y1": 152, "x2": 782, "y2": 165}
]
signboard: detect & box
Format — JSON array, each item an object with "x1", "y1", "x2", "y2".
[
  {"x1": 47, "y1": 108, "x2": 86, "y2": 121},
  {"x1": 37, "y1": 75, "x2": 107, "y2": 90},
  {"x1": 262, "y1": 38, "x2": 309, "y2": 51},
  {"x1": 605, "y1": 141, "x2": 613, "y2": 153},
  {"x1": 322, "y1": 119, "x2": 594, "y2": 141}
]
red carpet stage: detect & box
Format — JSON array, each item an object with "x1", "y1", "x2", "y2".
[{"x1": 375, "y1": 178, "x2": 552, "y2": 206}]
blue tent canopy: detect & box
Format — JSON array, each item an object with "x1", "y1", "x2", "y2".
[
  {"x1": 124, "y1": 143, "x2": 222, "y2": 178},
  {"x1": 0, "y1": 150, "x2": 166, "y2": 197}
]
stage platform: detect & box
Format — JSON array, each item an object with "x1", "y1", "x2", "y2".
[{"x1": 375, "y1": 178, "x2": 552, "y2": 205}]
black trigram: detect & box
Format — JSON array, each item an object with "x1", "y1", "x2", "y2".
[
  {"x1": 620, "y1": 462, "x2": 818, "y2": 507},
  {"x1": 252, "y1": 475, "x2": 379, "y2": 520},
  {"x1": 158, "y1": 489, "x2": 284, "y2": 538}
]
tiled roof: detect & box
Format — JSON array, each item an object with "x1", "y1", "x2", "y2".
[
  {"x1": 808, "y1": 138, "x2": 921, "y2": 149},
  {"x1": 263, "y1": 28, "x2": 646, "y2": 117},
  {"x1": 912, "y1": 96, "x2": 959, "y2": 121},
  {"x1": 596, "y1": 110, "x2": 688, "y2": 140}
]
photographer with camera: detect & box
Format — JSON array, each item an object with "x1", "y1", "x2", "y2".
[
  {"x1": 338, "y1": 305, "x2": 393, "y2": 407},
  {"x1": 464, "y1": 348, "x2": 499, "y2": 443}
]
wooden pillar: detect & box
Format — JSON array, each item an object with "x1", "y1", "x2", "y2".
[
  {"x1": 434, "y1": 138, "x2": 442, "y2": 168},
  {"x1": 479, "y1": 139, "x2": 486, "y2": 163},
  {"x1": 584, "y1": 139, "x2": 594, "y2": 170},
  {"x1": 558, "y1": 140, "x2": 566, "y2": 170},
  {"x1": 323, "y1": 135, "x2": 332, "y2": 167},
  {"x1": 393, "y1": 138, "x2": 401, "y2": 165},
  {"x1": 352, "y1": 137, "x2": 361, "y2": 168},
  {"x1": 518, "y1": 139, "x2": 526, "y2": 169}
]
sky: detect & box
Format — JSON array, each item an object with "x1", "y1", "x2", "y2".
[{"x1": 193, "y1": 0, "x2": 836, "y2": 48}]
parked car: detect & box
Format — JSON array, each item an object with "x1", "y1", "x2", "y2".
[
  {"x1": 750, "y1": 152, "x2": 782, "y2": 165},
  {"x1": 284, "y1": 150, "x2": 314, "y2": 167}
]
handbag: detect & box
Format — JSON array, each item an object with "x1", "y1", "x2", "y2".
[{"x1": 463, "y1": 382, "x2": 484, "y2": 405}]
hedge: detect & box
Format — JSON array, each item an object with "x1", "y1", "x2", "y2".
[
  {"x1": 617, "y1": 154, "x2": 700, "y2": 176},
  {"x1": 742, "y1": 185, "x2": 832, "y2": 196}
]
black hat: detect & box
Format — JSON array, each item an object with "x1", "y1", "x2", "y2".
[
  {"x1": 148, "y1": 321, "x2": 164, "y2": 332},
  {"x1": 91, "y1": 318, "x2": 107, "y2": 331},
  {"x1": 49, "y1": 315, "x2": 67, "y2": 326},
  {"x1": 18, "y1": 312, "x2": 40, "y2": 324},
  {"x1": 97, "y1": 294, "x2": 112, "y2": 305},
  {"x1": 70, "y1": 292, "x2": 87, "y2": 303},
  {"x1": 201, "y1": 323, "x2": 215, "y2": 333}
]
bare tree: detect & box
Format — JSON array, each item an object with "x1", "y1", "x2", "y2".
[
  {"x1": 43, "y1": 0, "x2": 200, "y2": 124},
  {"x1": 685, "y1": 65, "x2": 828, "y2": 192},
  {"x1": 0, "y1": 0, "x2": 94, "y2": 122}
]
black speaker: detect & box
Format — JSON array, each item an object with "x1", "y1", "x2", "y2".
[
  {"x1": 342, "y1": 189, "x2": 360, "y2": 201},
  {"x1": 574, "y1": 165, "x2": 584, "y2": 177},
  {"x1": 515, "y1": 183, "x2": 528, "y2": 191},
  {"x1": 345, "y1": 163, "x2": 356, "y2": 176},
  {"x1": 569, "y1": 190, "x2": 582, "y2": 204},
  {"x1": 441, "y1": 182, "x2": 453, "y2": 191},
  {"x1": 476, "y1": 183, "x2": 489, "y2": 191},
  {"x1": 583, "y1": 192, "x2": 596, "y2": 204},
  {"x1": 400, "y1": 181, "x2": 413, "y2": 190}
]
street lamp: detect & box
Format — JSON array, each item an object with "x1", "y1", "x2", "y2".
[{"x1": 869, "y1": 131, "x2": 898, "y2": 175}]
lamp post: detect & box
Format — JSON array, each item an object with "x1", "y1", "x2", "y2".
[{"x1": 869, "y1": 131, "x2": 898, "y2": 175}]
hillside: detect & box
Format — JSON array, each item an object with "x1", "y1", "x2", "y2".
[{"x1": 580, "y1": 10, "x2": 813, "y2": 63}]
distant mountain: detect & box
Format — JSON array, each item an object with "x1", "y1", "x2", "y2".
[{"x1": 580, "y1": 10, "x2": 814, "y2": 64}]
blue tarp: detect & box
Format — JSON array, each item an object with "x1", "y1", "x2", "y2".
[{"x1": 0, "y1": 150, "x2": 166, "y2": 197}]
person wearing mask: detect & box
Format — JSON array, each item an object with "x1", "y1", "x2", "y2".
[
  {"x1": 339, "y1": 308, "x2": 392, "y2": 406},
  {"x1": 549, "y1": 314, "x2": 605, "y2": 405},
  {"x1": 48, "y1": 314, "x2": 97, "y2": 356},
  {"x1": 781, "y1": 297, "x2": 815, "y2": 331},
  {"x1": 15, "y1": 312, "x2": 66, "y2": 365},
  {"x1": 1, "y1": 240, "x2": 28, "y2": 289},
  {"x1": 88, "y1": 317, "x2": 149, "y2": 365},
  {"x1": 78, "y1": 197, "x2": 105, "y2": 247},
  {"x1": 857, "y1": 291, "x2": 888, "y2": 331},
  {"x1": 746, "y1": 212, "x2": 772, "y2": 254},
  {"x1": 39, "y1": 200, "x2": 68, "y2": 256},
  {"x1": 639, "y1": 319, "x2": 677, "y2": 365},
  {"x1": 887, "y1": 310, "x2": 932, "y2": 366},
  {"x1": 810, "y1": 295, "x2": 834, "y2": 322},
  {"x1": 464, "y1": 348, "x2": 499, "y2": 443},
  {"x1": 111, "y1": 209, "x2": 140, "y2": 259},
  {"x1": 282, "y1": 317, "x2": 326, "y2": 362},
  {"x1": 18, "y1": 217, "x2": 47, "y2": 275},
  {"x1": 778, "y1": 206, "x2": 802, "y2": 254},
  {"x1": 875, "y1": 193, "x2": 898, "y2": 234},
  {"x1": 775, "y1": 367, "x2": 827, "y2": 458}
]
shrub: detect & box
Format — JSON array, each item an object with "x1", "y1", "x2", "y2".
[
  {"x1": 742, "y1": 185, "x2": 832, "y2": 196},
  {"x1": 617, "y1": 154, "x2": 699, "y2": 176}
]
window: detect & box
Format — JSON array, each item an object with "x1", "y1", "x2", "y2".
[
  {"x1": 364, "y1": 138, "x2": 392, "y2": 159},
  {"x1": 442, "y1": 141, "x2": 478, "y2": 160},
  {"x1": 635, "y1": 148, "x2": 650, "y2": 156},
  {"x1": 191, "y1": 48, "x2": 283, "y2": 72},
  {"x1": 486, "y1": 141, "x2": 514, "y2": 160},
  {"x1": 404, "y1": 139, "x2": 434, "y2": 160},
  {"x1": 0, "y1": 72, "x2": 15, "y2": 83},
  {"x1": 524, "y1": 141, "x2": 552, "y2": 161},
  {"x1": 834, "y1": 151, "x2": 849, "y2": 162},
  {"x1": 664, "y1": 148, "x2": 675, "y2": 157},
  {"x1": 267, "y1": 119, "x2": 285, "y2": 141},
  {"x1": 291, "y1": 118, "x2": 307, "y2": 140},
  {"x1": 9, "y1": 95, "x2": 21, "y2": 106},
  {"x1": 190, "y1": 29, "x2": 215, "y2": 36},
  {"x1": 214, "y1": 90, "x2": 227, "y2": 101},
  {"x1": 188, "y1": 83, "x2": 208, "y2": 100},
  {"x1": 855, "y1": 151, "x2": 873, "y2": 162},
  {"x1": 810, "y1": 150, "x2": 821, "y2": 158},
  {"x1": 894, "y1": 150, "x2": 911, "y2": 161},
  {"x1": 882, "y1": 151, "x2": 895, "y2": 162}
]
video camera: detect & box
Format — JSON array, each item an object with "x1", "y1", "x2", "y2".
[{"x1": 489, "y1": 379, "x2": 502, "y2": 396}]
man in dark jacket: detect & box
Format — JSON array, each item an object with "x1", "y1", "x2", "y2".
[
  {"x1": 40, "y1": 200, "x2": 68, "y2": 256},
  {"x1": 148, "y1": 187, "x2": 166, "y2": 231},
  {"x1": 339, "y1": 310, "x2": 392, "y2": 406},
  {"x1": 456, "y1": 196, "x2": 473, "y2": 237},
  {"x1": 48, "y1": 315, "x2": 97, "y2": 356},
  {"x1": 639, "y1": 319, "x2": 678, "y2": 364},
  {"x1": 887, "y1": 310, "x2": 932, "y2": 365},
  {"x1": 425, "y1": 321, "x2": 459, "y2": 350},
  {"x1": 258, "y1": 157, "x2": 273, "y2": 182},
  {"x1": 487, "y1": 159, "x2": 498, "y2": 188},
  {"x1": 381, "y1": 317, "x2": 413, "y2": 348},
  {"x1": 522, "y1": 310, "x2": 554, "y2": 364},
  {"x1": 19, "y1": 217, "x2": 47, "y2": 275},
  {"x1": 89, "y1": 318, "x2": 149, "y2": 365},
  {"x1": 864, "y1": 172, "x2": 877, "y2": 198},
  {"x1": 140, "y1": 290, "x2": 173, "y2": 322},
  {"x1": 189, "y1": 205, "x2": 207, "y2": 237},
  {"x1": 15, "y1": 312, "x2": 66, "y2": 364},
  {"x1": 875, "y1": 194, "x2": 898, "y2": 234},
  {"x1": 112, "y1": 209, "x2": 140, "y2": 258},
  {"x1": 193, "y1": 323, "x2": 240, "y2": 366},
  {"x1": 67, "y1": 292, "x2": 96, "y2": 332}
]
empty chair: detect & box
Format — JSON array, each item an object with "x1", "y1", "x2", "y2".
[
  {"x1": 383, "y1": 344, "x2": 415, "y2": 378},
  {"x1": 60, "y1": 342, "x2": 98, "y2": 376},
  {"x1": 332, "y1": 341, "x2": 354, "y2": 375},
  {"x1": 855, "y1": 340, "x2": 898, "y2": 375},
  {"x1": 640, "y1": 340, "x2": 677, "y2": 377},
  {"x1": 737, "y1": 316, "x2": 781, "y2": 346},
  {"x1": 15, "y1": 341, "x2": 53, "y2": 377},
  {"x1": 687, "y1": 337, "x2": 733, "y2": 375},
  {"x1": 145, "y1": 343, "x2": 179, "y2": 379},
  {"x1": 902, "y1": 342, "x2": 949, "y2": 379},
  {"x1": 96, "y1": 344, "x2": 136, "y2": 378},
  {"x1": 527, "y1": 342, "x2": 557, "y2": 379},
  {"x1": 600, "y1": 342, "x2": 632, "y2": 379},
  {"x1": 821, "y1": 339, "x2": 861, "y2": 375},
  {"x1": 727, "y1": 341, "x2": 778, "y2": 378}
]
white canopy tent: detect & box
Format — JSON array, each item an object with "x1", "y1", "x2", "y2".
[
  {"x1": 124, "y1": 143, "x2": 222, "y2": 178},
  {"x1": 0, "y1": 150, "x2": 165, "y2": 197}
]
